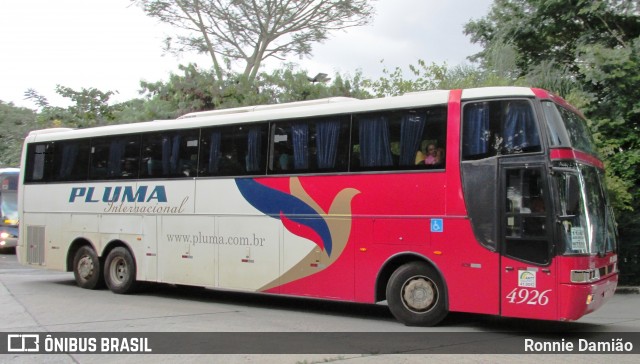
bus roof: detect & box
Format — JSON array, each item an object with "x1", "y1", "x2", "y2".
[
  {"x1": 25, "y1": 87, "x2": 539, "y2": 142},
  {"x1": 0, "y1": 168, "x2": 19, "y2": 175},
  {"x1": 177, "y1": 96, "x2": 358, "y2": 119}
]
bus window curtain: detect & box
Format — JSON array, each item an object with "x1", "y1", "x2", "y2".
[
  {"x1": 292, "y1": 123, "x2": 309, "y2": 170},
  {"x1": 170, "y1": 135, "x2": 181, "y2": 174},
  {"x1": 59, "y1": 143, "x2": 78, "y2": 179},
  {"x1": 208, "y1": 131, "x2": 221, "y2": 174},
  {"x1": 108, "y1": 140, "x2": 125, "y2": 177},
  {"x1": 359, "y1": 116, "x2": 393, "y2": 168},
  {"x1": 399, "y1": 113, "x2": 426, "y2": 166},
  {"x1": 32, "y1": 145, "x2": 47, "y2": 181},
  {"x1": 462, "y1": 102, "x2": 490, "y2": 158},
  {"x1": 503, "y1": 102, "x2": 540, "y2": 153},
  {"x1": 316, "y1": 119, "x2": 340, "y2": 169},
  {"x1": 246, "y1": 127, "x2": 262, "y2": 172},
  {"x1": 161, "y1": 135, "x2": 171, "y2": 175}
]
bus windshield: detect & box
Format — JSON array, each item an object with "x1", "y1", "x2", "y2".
[
  {"x1": 1, "y1": 173, "x2": 18, "y2": 226},
  {"x1": 542, "y1": 101, "x2": 599, "y2": 156},
  {"x1": 554, "y1": 162, "x2": 617, "y2": 256}
]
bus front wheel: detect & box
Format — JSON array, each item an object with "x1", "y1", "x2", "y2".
[
  {"x1": 104, "y1": 247, "x2": 138, "y2": 294},
  {"x1": 386, "y1": 262, "x2": 447, "y2": 326},
  {"x1": 73, "y1": 246, "x2": 104, "y2": 289}
]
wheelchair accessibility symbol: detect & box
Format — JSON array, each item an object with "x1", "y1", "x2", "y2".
[{"x1": 430, "y1": 218, "x2": 444, "y2": 233}]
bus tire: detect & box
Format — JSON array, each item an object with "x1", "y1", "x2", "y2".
[
  {"x1": 104, "y1": 247, "x2": 137, "y2": 294},
  {"x1": 73, "y1": 246, "x2": 104, "y2": 289},
  {"x1": 386, "y1": 262, "x2": 447, "y2": 326}
]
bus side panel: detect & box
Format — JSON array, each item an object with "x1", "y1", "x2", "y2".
[
  {"x1": 20, "y1": 184, "x2": 68, "y2": 270},
  {"x1": 260, "y1": 219, "x2": 355, "y2": 300},
  {"x1": 141, "y1": 215, "x2": 158, "y2": 282},
  {"x1": 99, "y1": 214, "x2": 148, "y2": 280},
  {"x1": 157, "y1": 215, "x2": 217, "y2": 287},
  {"x1": 217, "y1": 215, "x2": 282, "y2": 291},
  {"x1": 254, "y1": 172, "x2": 500, "y2": 312},
  {"x1": 433, "y1": 219, "x2": 500, "y2": 315},
  {"x1": 194, "y1": 179, "x2": 321, "y2": 292},
  {"x1": 438, "y1": 89, "x2": 500, "y2": 315},
  {"x1": 234, "y1": 176, "x2": 360, "y2": 300},
  {"x1": 20, "y1": 212, "x2": 65, "y2": 271},
  {"x1": 62, "y1": 213, "x2": 100, "y2": 268},
  {"x1": 350, "y1": 173, "x2": 446, "y2": 303},
  {"x1": 252, "y1": 173, "x2": 447, "y2": 302}
]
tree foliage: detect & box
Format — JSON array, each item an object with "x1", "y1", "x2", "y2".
[
  {"x1": 465, "y1": 0, "x2": 639, "y2": 76},
  {"x1": 25, "y1": 85, "x2": 119, "y2": 128},
  {"x1": 363, "y1": 59, "x2": 523, "y2": 97},
  {"x1": 132, "y1": 0, "x2": 376, "y2": 83},
  {"x1": 0, "y1": 101, "x2": 35, "y2": 167},
  {"x1": 137, "y1": 62, "x2": 371, "y2": 116},
  {"x1": 465, "y1": 0, "x2": 640, "y2": 209},
  {"x1": 465, "y1": 0, "x2": 640, "y2": 283}
]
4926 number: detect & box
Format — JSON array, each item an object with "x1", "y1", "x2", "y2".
[{"x1": 506, "y1": 288, "x2": 552, "y2": 305}]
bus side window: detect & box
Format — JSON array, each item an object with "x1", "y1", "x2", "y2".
[
  {"x1": 200, "y1": 128, "x2": 222, "y2": 176},
  {"x1": 200, "y1": 124, "x2": 267, "y2": 177},
  {"x1": 462, "y1": 100, "x2": 541, "y2": 160},
  {"x1": 268, "y1": 117, "x2": 349, "y2": 174},
  {"x1": 53, "y1": 141, "x2": 90, "y2": 182},
  {"x1": 504, "y1": 168, "x2": 550, "y2": 265},
  {"x1": 142, "y1": 130, "x2": 199, "y2": 178},
  {"x1": 352, "y1": 107, "x2": 446, "y2": 171},
  {"x1": 245, "y1": 126, "x2": 266, "y2": 173},
  {"x1": 270, "y1": 124, "x2": 293, "y2": 172},
  {"x1": 89, "y1": 136, "x2": 140, "y2": 180},
  {"x1": 25, "y1": 143, "x2": 54, "y2": 182}
]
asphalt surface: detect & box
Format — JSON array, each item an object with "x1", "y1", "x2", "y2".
[{"x1": 1, "y1": 249, "x2": 639, "y2": 363}]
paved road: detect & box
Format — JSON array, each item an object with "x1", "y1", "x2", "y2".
[{"x1": 1, "y1": 251, "x2": 639, "y2": 363}]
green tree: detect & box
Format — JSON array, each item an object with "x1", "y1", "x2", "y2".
[
  {"x1": 259, "y1": 64, "x2": 370, "y2": 103},
  {"x1": 136, "y1": 63, "x2": 372, "y2": 117},
  {"x1": 139, "y1": 64, "x2": 222, "y2": 117},
  {"x1": 465, "y1": 0, "x2": 639, "y2": 77},
  {"x1": 25, "y1": 85, "x2": 118, "y2": 128},
  {"x1": 0, "y1": 101, "x2": 36, "y2": 167},
  {"x1": 465, "y1": 0, "x2": 640, "y2": 283},
  {"x1": 111, "y1": 97, "x2": 179, "y2": 123},
  {"x1": 132, "y1": 0, "x2": 376, "y2": 83},
  {"x1": 362, "y1": 59, "x2": 519, "y2": 97}
]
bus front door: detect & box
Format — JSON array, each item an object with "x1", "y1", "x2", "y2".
[{"x1": 499, "y1": 166, "x2": 558, "y2": 320}]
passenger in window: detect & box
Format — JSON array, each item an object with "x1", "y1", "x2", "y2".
[
  {"x1": 278, "y1": 147, "x2": 291, "y2": 171},
  {"x1": 422, "y1": 144, "x2": 439, "y2": 165},
  {"x1": 415, "y1": 146, "x2": 426, "y2": 165}
]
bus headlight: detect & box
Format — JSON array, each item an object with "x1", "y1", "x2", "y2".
[
  {"x1": 586, "y1": 294, "x2": 594, "y2": 305},
  {"x1": 0, "y1": 232, "x2": 9, "y2": 239}
]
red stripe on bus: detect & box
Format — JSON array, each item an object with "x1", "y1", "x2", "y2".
[{"x1": 550, "y1": 148, "x2": 604, "y2": 169}]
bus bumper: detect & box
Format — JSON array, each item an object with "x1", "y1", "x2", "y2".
[{"x1": 558, "y1": 273, "x2": 618, "y2": 321}]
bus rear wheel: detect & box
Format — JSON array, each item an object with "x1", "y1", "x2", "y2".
[
  {"x1": 73, "y1": 246, "x2": 104, "y2": 289},
  {"x1": 386, "y1": 262, "x2": 447, "y2": 326},
  {"x1": 104, "y1": 247, "x2": 138, "y2": 294}
]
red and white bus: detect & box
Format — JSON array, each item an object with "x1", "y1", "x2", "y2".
[{"x1": 17, "y1": 87, "x2": 618, "y2": 326}]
